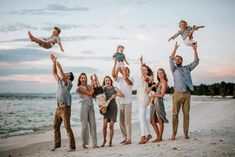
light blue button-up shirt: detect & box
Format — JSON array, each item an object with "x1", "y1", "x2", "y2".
[{"x1": 169, "y1": 57, "x2": 199, "y2": 92}]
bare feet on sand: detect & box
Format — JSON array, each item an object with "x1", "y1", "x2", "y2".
[
  {"x1": 123, "y1": 140, "x2": 131, "y2": 145},
  {"x1": 146, "y1": 134, "x2": 152, "y2": 142},
  {"x1": 138, "y1": 136, "x2": 147, "y2": 144},
  {"x1": 120, "y1": 139, "x2": 126, "y2": 144},
  {"x1": 100, "y1": 140, "x2": 107, "y2": 147},
  {"x1": 152, "y1": 138, "x2": 162, "y2": 143},
  {"x1": 108, "y1": 142, "x2": 113, "y2": 147},
  {"x1": 93, "y1": 144, "x2": 100, "y2": 148},
  {"x1": 67, "y1": 148, "x2": 76, "y2": 152},
  {"x1": 50, "y1": 146, "x2": 60, "y2": 151},
  {"x1": 82, "y1": 144, "x2": 88, "y2": 149}
]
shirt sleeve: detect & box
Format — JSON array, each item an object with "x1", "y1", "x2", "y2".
[
  {"x1": 57, "y1": 77, "x2": 63, "y2": 86},
  {"x1": 67, "y1": 80, "x2": 73, "y2": 91},
  {"x1": 194, "y1": 26, "x2": 204, "y2": 30},
  {"x1": 169, "y1": 31, "x2": 181, "y2": 40},
  {"x1": 55, "y1": 36, "x2": 61, "y2": 44},
  {"x1": 169, "y1": 56, "x2": 176, "y2": 72},
  {"x1": 186, "y1": 59, "x2": 200, "y2": 71}
]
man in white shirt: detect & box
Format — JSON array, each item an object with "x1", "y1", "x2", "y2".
[{"x1": 112, "y1": 60, "x2": 134, "y2": 145}]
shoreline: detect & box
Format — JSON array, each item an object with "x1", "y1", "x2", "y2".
[{"x1": 0, "y1": 99, "x2": 235, "y2": 157}]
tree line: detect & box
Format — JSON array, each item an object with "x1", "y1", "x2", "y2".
[{"x1": 133, "y1": 82, "x2": 235, "y2": 98}]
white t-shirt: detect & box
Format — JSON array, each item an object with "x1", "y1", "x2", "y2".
[{"x1": 115, "y1": 77, "x2": 134, "y2": 105}]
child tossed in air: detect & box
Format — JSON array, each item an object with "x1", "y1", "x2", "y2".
[
  {"x1": 112, "y1": 45, "x2": 129, "y2": 78},
  {"x1": 90, "y1": 74, "x2": 113, "y2": 115},
  {"x1": 28, "y1": 27, "x2": 64, "y2": 52},
  {"x1": 168, "y1": 20, "x2": 205, "y2": 46}
]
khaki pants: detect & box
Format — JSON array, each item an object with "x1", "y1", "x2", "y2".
[
  {"x1": 172, "y1": 91, "x2": 191, "y2": 136},
  {"x1": 53, "y1": 105, "x2": 76, "y2": 149},
  {"x1": 119, "y1": 103, "x2": 132, "y2": 141}
]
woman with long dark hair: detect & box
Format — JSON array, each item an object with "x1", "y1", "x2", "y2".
[
  {"x1": 149, "y1": 68, "x2": 169, "y2": 142},
  {"x1": 101, "y1": 76, "x2": 124, "y2": 147},
  {"x1": 76, "y1": 73, "x2": 99, "y2": 149}
]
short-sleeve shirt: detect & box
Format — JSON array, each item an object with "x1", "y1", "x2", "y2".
[
  {"x1": 56, "y1": 78, "x2": 73, "y2": 106},
  {"x1": 113, "y1": 52, "x2": 126, "y2": 62},
  {"x1": 45, "y1": 35, "x2": 61, "y2": 45},
  {"x1": 115, "y1": 77, "x2": 134, "y2": 104}
]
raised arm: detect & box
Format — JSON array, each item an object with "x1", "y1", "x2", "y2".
[
  {"x1": 140, "y1": 55, "x2": 144, "y2": 76},
  {"x1": 170, "y1": 42, "x2": 180, "y2": 59},
  {"x1": 114, "y1": 87, "x2": 125, "y2": 98},
  {"x1": 58, "y1": 43, "x2": 64, "y2": 52},
  {"x1": 194, "y1": 25, "x2": 205, "y2": 30},
  {"x1": 50, "y1": 54, "x2": 59, "y2": 81},
  {"x1": 56, "y1": 61, "x2": 67, "y2": 85},
  {"x1": 112, "y1": 60, "x2": 118, "y2": 80},
  {"x1": 187, "y1": 44, "x2": 199, "y2": 71},
  {"x1": 168, "y1": 31, "x2": 181, "y2": 41}
]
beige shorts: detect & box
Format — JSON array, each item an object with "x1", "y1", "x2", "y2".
[{"x1": 184, "y1": 37, "x2": 197, "y2": 46}]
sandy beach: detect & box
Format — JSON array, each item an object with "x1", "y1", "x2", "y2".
[{"x1": 0, "y1": 98, "x2": 235, "y2": 157}]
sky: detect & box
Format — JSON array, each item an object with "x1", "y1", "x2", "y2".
[{"x1": 0, "y1": 0, "x2": 235, "y2": 93}]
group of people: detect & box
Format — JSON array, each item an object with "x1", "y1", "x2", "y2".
[
  {"x1": 28, "y1": 19, "x2": 201, "y2": 152},
  {"x1": 48, "y1": 42, "x2": 199, "y2": 152}
]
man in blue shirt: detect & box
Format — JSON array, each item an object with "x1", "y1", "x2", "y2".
[{"x1": 169, "y1": 42, "x2": 199, "y2": 140}]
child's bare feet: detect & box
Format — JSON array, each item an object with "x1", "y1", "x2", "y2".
[
  {"x1": 146, "y1": 134, "x2": 152, "y2": 142},
  {"x1": 28, "y1": 31, "x2": 33, "y2": 41}
]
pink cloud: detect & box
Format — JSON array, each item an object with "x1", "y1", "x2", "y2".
[{"x1": 0, "y1": 74, "x2": 55, "y2": 84}]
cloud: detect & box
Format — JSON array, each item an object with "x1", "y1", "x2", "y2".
[
  {"x1": 0, "y1": 48, "x2": 50, "y2": 63},
  {"x1": 41, "y1": 24, "x2": 85, "y2": 31},
  {"x1": 0, "y1": 23, "x2": 38, "y2": 32},
  {"x1": 4, "y1": 4, "x2": 89, "y2": 15},
  {"x1": 46, "y1": 4, "x2": 88, "y2": 11},
  {"x1": 0, "y1": 66, "x2": 99, "y2": 77},
  {"x1": 0, "y1": 35, "x2": 99, "y2": 43},
  {"x1": 80, "y1": 50, "x2": 95, "y2": 55}
]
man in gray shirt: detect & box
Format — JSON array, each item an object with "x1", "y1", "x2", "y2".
[
  {"x1": 169, "y1": 42, "x2": 199, "y2": 140},
  {"x1": 50, "y1": 54, "x2": 76, "y2": 152}
]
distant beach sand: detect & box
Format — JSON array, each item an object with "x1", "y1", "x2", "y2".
[{"x1": 0, "y1": 98, "x2": 235, "y2": 157}]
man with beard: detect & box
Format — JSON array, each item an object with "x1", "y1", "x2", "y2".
[{"x1": 169, "y1": 42, "x2": 199, "y2": 140}]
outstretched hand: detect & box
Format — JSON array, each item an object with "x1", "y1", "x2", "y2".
[
  {"x1": 56, "y1": 61, "x2": 62, "y2": 69},
  {"x1": 140, "y1": 55, "x2": 143, "y2": 63},
  {"x1": 50, "y1": 54, "x2": 57, "y2": 62},
  {"x1": 174, "y1": 42, "x2": 180, "y2": 50}
]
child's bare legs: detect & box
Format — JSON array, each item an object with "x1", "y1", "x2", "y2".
[{"x1": 28, "y1": 31, "x2": 44, "y2": 45}]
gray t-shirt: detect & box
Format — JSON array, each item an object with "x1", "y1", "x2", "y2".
[{"x1": 56, "y1": 78, "x2": 73, "y2": 106}]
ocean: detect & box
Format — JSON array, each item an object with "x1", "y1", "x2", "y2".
[{"x1": 0, "y1": 93, "x2": 228, "y2": 138}]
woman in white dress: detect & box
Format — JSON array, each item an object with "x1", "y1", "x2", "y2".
[{"x1": 137, "y1": 55, "x2": 153, "y2": 144}]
